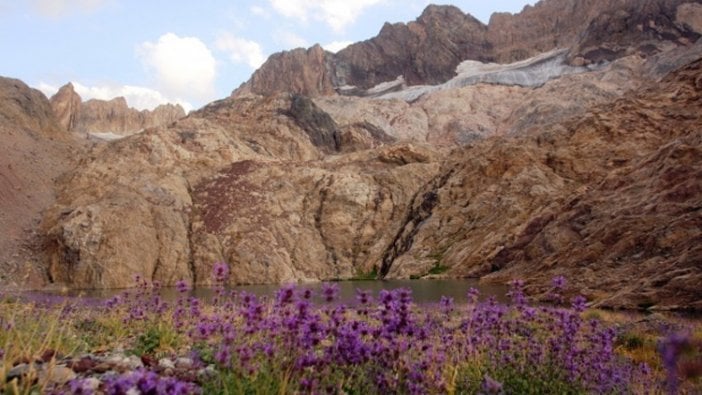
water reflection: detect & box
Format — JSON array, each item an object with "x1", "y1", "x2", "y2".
[{"x1": 23, "y1": 279, "x2": 509, "y2": 305}]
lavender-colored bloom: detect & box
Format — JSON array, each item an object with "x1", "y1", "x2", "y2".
[
  {"x1": 321, "y1": 282, "x2": 340, "y2": 303},
  {"x1": 439, "y1": 296, "x2": 454, "y2": 315},
  {"x1": 571, "y1": 295, "x2": 588, "y2": 313},
  {"x1": 68, "y1": 378, "x2": 95, "y2": 395},
  {"x1": 215, "y1": 345, "x2": 232, "y2": 366},
  {"x1": 507, "y1": 279, "x2": 527, "y2": 306},
  {"x1": 659, "y1": 332, "x2": 692, "y2": 394},
  {"x1": 466, "y1": 287, "x2": 480, "y2": 304},
  {"x1": 552, "y1": 275, "x2": 567, "y2": 289},
  {"x1": 480, "y1": 375, "x2": 503, "y2": 394},
  {"x1": 175, "y1": 279, "x2": 190, "y2": 293},
  {"x1": 275, "y1": 284, "x2": 296, "y2": 306},
  {"x1": 103, "y1": 369, "x2": 201, "y2": 395},
  {"x1": 212, "y1": 262, "x2": 230, "y2": 283}
]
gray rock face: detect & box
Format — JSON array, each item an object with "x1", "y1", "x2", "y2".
[
  {"x1": 233, "y1": 0, "x2": 702, "y2": 98},
  {"x1": 286, "y1": 95, "x2": 341, "y2": 153}
]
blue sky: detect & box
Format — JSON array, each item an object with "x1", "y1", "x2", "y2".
[{"x1": 0, "y1": 1, "x2": 535, "y2": 111}]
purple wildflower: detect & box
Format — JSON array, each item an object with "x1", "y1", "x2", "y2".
[
  {"x1": 659, "y1": 332, "x2": 691, "y2": 394},
  {"x1": 480, "y1": 374, "x2": 503, "y2": 394},
  {"x1": 212, "y1": 262, "x2": 230, "y2": 283},
  {"x1": 571, "y1": 295, "x2": 588, "y2": 313},
  {"x1": 552, "y1": 275, "x2": 566, "y2": 289},
  {"x1": 321, "y1": 283, "x2": 340, "y2": 303},
  {"x1": 175, "y1": 279, "x2": 190, "y2": 293}
]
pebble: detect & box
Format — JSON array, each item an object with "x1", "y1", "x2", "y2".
[
  {"x1": 158, "y1": 358, "x2": 175, "y2": 369},
  {"x1": 106, "y1": 355, "x2": 124, "y2": 365},
  {"x1": 6, "y1": 363, "x2": 30, "y2": 381},
  {"x1": 39, "y1": 365, "x2": 76, "y2": 385},
  {"x1": 83, "y1": 377, "x2": 101, "y2": 390},
  {"x1": 197, "y1": 364, "x2": 217, "y2": 379},
  {"x1": 126, "y1": 355, "x2": 143, "y2": 369},
  {"x1": 175, "y1": 357, "x2": 193, "y2": 368}
]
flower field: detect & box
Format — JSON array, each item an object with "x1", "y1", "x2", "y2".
[{"x1": 1, "y1": 267, "x2": 700, "y2": 394}]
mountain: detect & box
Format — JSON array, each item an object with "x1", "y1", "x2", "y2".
[
  {"x1": 49, "y1": 83, "x2": 185, "y2": 137},
  {"x1": 0, "y1": 77, "x2": 79, "y2": 288},
  {"x1": 234, "y1": 0, "x2": 702, "y2": 97},
  {"x1": 12, "y1": 0, "x2": 701, "y2": 310},
  {"x1": 380, "y1": 54, "x2": 702, "y2": 310}
]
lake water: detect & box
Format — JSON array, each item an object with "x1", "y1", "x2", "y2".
[{"x1": 22, "y1": 279, "x2": 509, "y2": 305}]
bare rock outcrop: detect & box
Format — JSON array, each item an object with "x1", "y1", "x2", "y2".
[
  {"x1": 234, "y1": 45, "x2": 335, "y2": 98},
  {"x1": 234, "y1": 0, "x2": 702, "y2": 97},
  {"x1": 35, "y1": 3, "x2": 702, "y2": 312},
  {"x1": 42, "y1": 95, "x2": 402, "y2": 288},
  {"x1": 315, "y1": 54, "x2": 647, "y2": 146},
  {"x1": 49, "y1": 83, "x2": 185, "y2": 136},
  {"x1": 189, "y1": 145, "x2": 439, "y2": 285},
  {"x1": 381, "y1": 55, "x2": 702, "y2": 310},
  {"x1": 0, "y1": 77, "x2": 77, "y2": 288}
]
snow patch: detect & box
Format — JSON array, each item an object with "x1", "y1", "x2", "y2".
[
  {"x1": 360, "y1": 49, "x2": 604, "y2": 102},
  {"x1": 88, "y1": 132, "x2": 130, "y2": 141}
]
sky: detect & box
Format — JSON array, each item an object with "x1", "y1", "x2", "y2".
[{"x1": 0, "y1": 1, "x2": 536, "y2": 112}]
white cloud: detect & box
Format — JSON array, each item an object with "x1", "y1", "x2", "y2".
[
  {"x1": 37, "y1": 81, "x2": 193, "y2": 113},
  {"x1": 250, "y1": 5, "x2": 270, "y2": 18},
  {"x1": 323, "y1": 40, "x2": 353, "y2": 53},
  {"x1": 215, "y1": 32, "x2": 267, "y2": 69},
  {"x1": 31, "y1": 0, "x2": 108, "y2": 18},
  {"x1": 274, "y1": 30, "x2": 309, "y2": 49},
  {"x1": 268, "y1": 0, "x2": 386, "y2": 32},
  {"x1": 137, "y1": 33, "x2": 217, "y2": 103}
]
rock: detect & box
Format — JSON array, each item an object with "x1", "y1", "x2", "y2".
[
  {"x1": 158, "y1": 358, "x2": 175, "y2": 370},
  {"x1": 38, "y1": 365, "x2": 76, "y2": 386},
  {"x1": 6, "y1": 363, "x2": 30, "y2": 381},
  {"x1": 175, "y1": 357, "x2": 193, "y2": 368},
  {"x1": 49, "y1": 83, "x2": 185, "y2": 136},
  {"x1": 22, "y1": 1, "x2": 702, "y2": 312},
  {"x1": 233, "y1": 1, "x2": 701, "y2": 98},
  {"x1": 567, "y1": 0, "x2": 701, "y2": 65},
  {"x1": 125, "y1": 355, "x2": 143, "y2": 369},
  {"x1": 82, "y1": 377, "x2": 101, "y2": 391},
  {"x1": 40, "y1": 349, "x2": 58, "y2": 362},
  {"x1": 382, "y1": 55, "x2": 702, "y2": 310},
  {"x1": 286, "y1": 95, "x2": 340, "y2": 153},
  {"x1": 0, "y1": 77, "x2": 77, "y2": 290},
  {"x1": 92, "y1": 363, "x2": 111, "y2": 374},
  {"x1": 197, "y1": 365, "x2": 217, "y2": 379},
  {"x1": 235, "y1": 44, "x2": 335, "y2": 98},
  {"x1": 67, "y1": 356, "x2": 96, "y2": 373},
  {"x1": 677, "y1": 2, "x2": 702, "y2": 33},
  {"x1": 50, "y1": 83, "x2": 81, "y2": 131}
]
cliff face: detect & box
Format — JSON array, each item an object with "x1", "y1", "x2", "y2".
[
  {"x1": 49, "y1": 83, "x2": 185, "y2": 135},
  {"x1": 380, "y1": 56, "x2": 702, "y2": 310},
  {"x1": 0, "y1": 77, "x2": 77, "y2": 289},
  {"x1": 234, "y1": 0, "x2": 702, "y2": 97}
]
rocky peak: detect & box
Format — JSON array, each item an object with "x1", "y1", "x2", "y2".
[
  {"x1": 235, "y1": 44, "x2": 335, "y2": 98},
  {"x1": 1, "y1": 77, "x2": 63, "y2": 134},
  {"x1": 417, "y1": 4, "x2": 483, "y2": 26},
  {"x1": 49, "y1": 83, "x2": 82, "y2": 131},
  {"x1": 49, "y1": 83, "x2": 186, "y2": 136},
  {"x1": 233, "y1": 0, "x2": 702, "y2": 98}
]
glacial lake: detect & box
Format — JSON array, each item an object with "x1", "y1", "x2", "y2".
[{"x1": 21, "y1": 279, "x2": 510, "y2": 305}]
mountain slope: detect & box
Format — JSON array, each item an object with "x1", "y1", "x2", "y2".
[
  {"x1": 0, "y1": 77, "x2": 78, "y2": 288},
  {"x1": 234, "y1": 0, "x2": 702, "y2": 97},
  {"x1": 382, "y1": 56, "x2": 702, "y2": 310}
]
